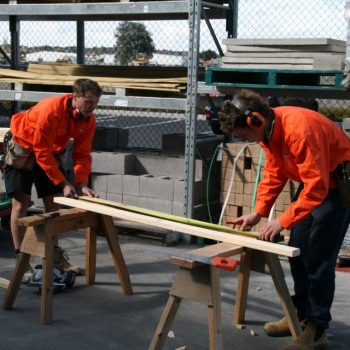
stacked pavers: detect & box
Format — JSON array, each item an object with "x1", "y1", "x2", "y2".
[
  {"x1": 220, "y1": 142, "x2": 298, "y2": 233},
  {"x1": 90, "y1": 151, "x2": 220, "y2": 220}
]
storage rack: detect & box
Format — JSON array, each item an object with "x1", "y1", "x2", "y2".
[{"x1": 0, "y1": 0, "x2": 236, "y2": 219}]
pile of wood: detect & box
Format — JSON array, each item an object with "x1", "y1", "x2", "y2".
[
  {"x1": 0, "y1": 63, "x2": 187, "y2": 93},
  {"x1": 221, "y1": 38, "x2": 346, "y2": 70}
]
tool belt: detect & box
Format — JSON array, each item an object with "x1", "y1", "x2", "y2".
[
  {"x1": 333, "y1": 161, "x2": 350, "y2": 208},
  {"x1": 4, "y1": 131, "x2": 35, "y2": 171}
]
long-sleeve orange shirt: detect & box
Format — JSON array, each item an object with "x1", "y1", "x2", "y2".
[
  {"x1": 10, "y1": 94, "x2": 95, "y2": 186},
  {"x1": 254, "y1": 106, "x2": 350, "y2": 229}
]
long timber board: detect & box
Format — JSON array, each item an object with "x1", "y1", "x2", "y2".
[{"x1": 54, "y1": 196, "x2": 300, "y2": 258}]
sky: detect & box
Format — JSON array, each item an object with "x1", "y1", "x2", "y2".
[{"x1": 0, "y1": 0, "x2": 348, "y2": 52}]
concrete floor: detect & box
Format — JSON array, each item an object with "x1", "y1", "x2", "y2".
[{"x1": 0, "y1": 227, "x2": 350, "y2": 350}]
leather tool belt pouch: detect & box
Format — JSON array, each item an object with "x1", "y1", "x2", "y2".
[
  {"x1": 333, "y1": 161, "x2": 350, "y2": 208},
  {"x1": 5, "y1": 137, "x2": 35, "y2": 171}
]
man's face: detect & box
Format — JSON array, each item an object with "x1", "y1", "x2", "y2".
[
  {"x1": 73, "y1": 91, "x2": 100, "y2": 118},
  {"x1": 232, "y1": 126, "x2": 264, "y2": 143}
]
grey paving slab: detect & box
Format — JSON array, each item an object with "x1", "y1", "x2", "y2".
[{"x1": 0, "y1": 228, "x2": 349, "y2": 350}]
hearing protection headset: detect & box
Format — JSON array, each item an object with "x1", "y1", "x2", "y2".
[{"x1": 231, "y1": 99, "x2": 266, "y2": 130}]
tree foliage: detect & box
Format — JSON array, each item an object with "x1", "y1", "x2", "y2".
[
  {"x1": 114, "y1": 21, "x2": 155, "y2": 65},
  {"x1": 199, "y1": 49, "x2": 219, "y2": 59}
]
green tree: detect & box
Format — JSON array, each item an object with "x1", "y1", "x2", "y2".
[
  {"x1": 199, "y1": 49, "x2": 219, "y2": 59},
  {"x1": 114, "y1": 21, "x2": 155, "y2": 65}
]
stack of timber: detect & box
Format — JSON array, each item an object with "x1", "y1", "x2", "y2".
[
  {"x1": 221, "y1": 38, "x2": 346, "y2": 70},
  {"x1": 0, "y1": 63, "x2": 187, "y2": 93},
  {"x1": 221, "y1": 143, "x2": 299, "y2": 234}
]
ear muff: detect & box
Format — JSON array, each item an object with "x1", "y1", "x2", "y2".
[
  {"x1": 245, "y1": 110, "x2": 266, "y2": 130},
  {"x1": 72, "y1": 108, "x2": 82, "y2": 119},
  {"x1": 231, "y1": 100, "x2": 266, "y2": 130}
]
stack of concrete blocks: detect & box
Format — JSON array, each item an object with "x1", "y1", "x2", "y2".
[
  {"x1": 345, "y1": 0, "x2": 350, "y2": 71},
  {"x1": 343, "y1": 118, "x2": 350, "y2": 138},
  {"x1": 220, "y1": 142, "x2": 298, "y2": 234},
  {"x1": 221, "y1": 38, "x2": 345, "y2": 70},
  {"x1": 90, "y1": 151, "x2": 220, "y2": 222}
]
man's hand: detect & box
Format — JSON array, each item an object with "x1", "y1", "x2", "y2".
[
  {"x1": 60, "y1": 180, "x2": 78, "y2": 199},
  {"x1": 76, "y1": 183, "x2": 98, "y2": 198},
  {"x1": 230, "y1": 212, "x2": 262, "y2": 231},
  {"x1": 259, "y1": 219, "x2": 284, "y2": 242}
]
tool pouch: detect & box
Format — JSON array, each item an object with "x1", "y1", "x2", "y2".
[
  {"x1": 333, "y1": 161, "x2": 350, "y2": 208},
  {"x1": 4, "y1": 136, "x2": 35, "y2": 171}
]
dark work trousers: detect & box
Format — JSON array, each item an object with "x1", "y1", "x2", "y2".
[{"x1": 289, "y1": 187, "x2": 350, "y2": 330}]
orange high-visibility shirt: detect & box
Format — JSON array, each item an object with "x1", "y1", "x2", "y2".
[
  {"x1": 10, "y1": 94, "x2": 95, "y2": 186},
  {"x1": 254, "y1": 106, "x2": 350, "y2": 229}
]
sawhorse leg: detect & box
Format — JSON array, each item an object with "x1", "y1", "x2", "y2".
[
  {"x1": 234, "y1": 249, "x2": 302, "y2": 339},
  {"x1": 1, "y1": 252, "x2": 31, "y2": 309},
  {"x1": 1, "y1": 209, "x2": 133, "y2": 324},
  {"x1": 149, "y1": 264, "x2": 222, "y2": 350}
]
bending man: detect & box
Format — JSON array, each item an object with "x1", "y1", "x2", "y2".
[
  {"x1": 219, "y1": 89, "x2": 350, "y2": 350},
  {"x1": 4, "y1": 78, "x2": 102, "y2": 276}
]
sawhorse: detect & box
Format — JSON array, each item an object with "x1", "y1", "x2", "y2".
[
  {"x1": 149, "y1": 243, "x2": 301, "y2": 350},
  {"x1": 1, "y1": 207, "x2": 132, "y2": 324}
]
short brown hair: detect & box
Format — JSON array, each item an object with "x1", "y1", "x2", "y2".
[
  {"x1": 73, "y1": 79, "x2": 102, "y2": 97},
  {"x1": 218, "y1": 89, "x2": 270, "y2": 134}
]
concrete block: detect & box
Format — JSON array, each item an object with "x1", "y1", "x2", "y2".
[
  {"x1": 0, "y1": 176, "x2": 5, "y2": 192},
  {"x1": 106, "y1": 174, "x2": 123, "y2": 194},
  {"x1": 92, "y1": 128, "x2": 119, "y2": 151},
  {"x1": 31, "y1": 187, "x2": 44, "y2": 209},
  {"x1": 91, "y1": 174, "x2": 107, "y2": 193},
  {"x1": 91, "y1": 152, "x2": 134, "y2": 175},
  {"x1": 172, "y1": 201, "x2": 218, "y2": 221},
  {"x1": 122, "y1": 175, "x2": 140, "y2": 196},
  {"x1": 173, "y1": 178, "x2": 206, "y2": 203},
  {"x1": 139, "y1": 175, "x2": 174, "y2": 200},
  {"x1": 123, "y1": 195, "x2": 172, "y2": 214},
  {"x1": 134, "y1": 153, "x2": 204, "y2": 180},
  {"x1": 343, "y1": 118, "x2": 350, "y2": 130},
  {"x1": 106, "y1": 193, "x2": 123, "y2": 203}
]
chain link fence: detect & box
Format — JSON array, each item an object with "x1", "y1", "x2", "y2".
[{"x1": 0, "y1": 1, "x2": 349, "y2": 150}]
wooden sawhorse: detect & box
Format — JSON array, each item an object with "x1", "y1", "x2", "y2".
[
  {"x1": 149, "y1": 243, "x2": 301, "y2": 350},
  {"x1": 1, "y1": 207, "x2": 132, "y2": 324}
]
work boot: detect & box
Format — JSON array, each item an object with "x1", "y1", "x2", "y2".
[
  {"x1": 264, "y1": 316, "x2": 306, "y2": 337},
  {"x1": 54, "y1": 247, "x2": 82, "y2": 275},
  {"x1": 282, "y1": 322, "x2": 328, "y2": 350}
]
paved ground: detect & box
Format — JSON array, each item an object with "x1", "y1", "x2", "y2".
[{"x1": 0, "y1": 227, "x2": 350, "y2": 350}]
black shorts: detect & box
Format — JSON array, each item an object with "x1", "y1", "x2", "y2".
[{"x1": 3, "y1": 162, "x2": 63, "y2": 198}]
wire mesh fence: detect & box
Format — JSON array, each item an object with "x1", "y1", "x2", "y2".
[{"x1": 0, "y1": 0, "x2": 349, "y2": 150}]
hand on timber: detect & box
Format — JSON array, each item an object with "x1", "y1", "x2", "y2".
[
  {"x1": 259, "y1": 219, "x2": 283, "y2": 242},
  {"x1": 61, "y1": 180, "x2": 78, "y2": 199},
  {"x1": 229, "y1": 213, "x2": 262, "y2": 231},
  {"x1": 77, "y1": 183, "x2": 98, "y2": 198}
]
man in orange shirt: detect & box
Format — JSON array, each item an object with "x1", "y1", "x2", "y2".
[
  {"x1": 3, "y1": 78, "x2": 102, "y2": 277},
  {"x1": 219, "y1": 89, "x2": 350, "y2": 350}
]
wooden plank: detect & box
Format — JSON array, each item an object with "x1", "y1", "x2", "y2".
[
  {"x1": 54, "y1": 197, "x2": 300, "y2": 258},
  {"x1": 77, "y1": 196, "x2": 260, "y2": 239},
  {"x1": 27, "y1": 63, "x2": 188, "y2": 79}
]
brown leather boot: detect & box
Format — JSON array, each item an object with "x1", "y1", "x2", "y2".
[
  {"x1": 264, "y1": 316, "x2": 306, "y2": 337},
  {"x1": 264, "y1": 316, "x2": 292, "y2": 337},
  {"x1": 282, "y1": 322, "x2": 328, "y2": 350}
]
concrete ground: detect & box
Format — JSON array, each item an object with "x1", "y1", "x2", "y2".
[{"x1": 0, "y1": 227, "x2": 350, "y2": 350}]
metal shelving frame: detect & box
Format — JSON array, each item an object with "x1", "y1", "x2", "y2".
[{"x1": 0, "y1": 0, "x2": 235, "y2": 219}]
